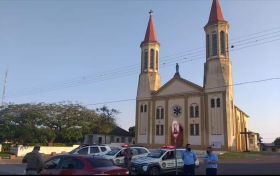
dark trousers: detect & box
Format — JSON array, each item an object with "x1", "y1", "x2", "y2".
[
  {"x1": 206, "y1": 168, "x2": 217, "y2": 175},
  {"x1": 184, "y1": 164, "x2": 195, "y2": 175}
]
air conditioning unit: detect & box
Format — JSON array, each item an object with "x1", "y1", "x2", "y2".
[{"x1": 212, "y1": 142, "x2": 222, "y2": 149}]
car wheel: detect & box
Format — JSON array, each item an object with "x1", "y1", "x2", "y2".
[{"x1": 148, "y1": 167, "x2": 159, "y2": 175}]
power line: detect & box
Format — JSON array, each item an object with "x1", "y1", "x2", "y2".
[
  {"x1": 4, "y1": 37, "x2": 280, "y2": 99},
  {"x1": 5, "y1": 27, "x2": 280, "y2": 95},
  {"x1": 83, "y1": 77, "x2": 280, "y2": 106},
  {"x1": 3, "y1": 30, "x2": 280, "y2": 99},
  {"x1": 5, "y1": 28, "x2": 280, "y2": 95}
]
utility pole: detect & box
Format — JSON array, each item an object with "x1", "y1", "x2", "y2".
[{"x1": 1, "y1": 69, "x2": 8, "y2": 110}]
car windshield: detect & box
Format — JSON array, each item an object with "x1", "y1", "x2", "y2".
[
  {"x1": 69, "y1": 147, "x2": 80, "y2": 154},
  {"x1": 147, "y1": 150, "x2": 165, "y2": 158},
  {"x1": 106, "y1": 148, "x2": 121, "y2": 156}
]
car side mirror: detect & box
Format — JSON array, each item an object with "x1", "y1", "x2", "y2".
[{"x1": 162, "y1": 156, "x2": 168, "y2": 160}]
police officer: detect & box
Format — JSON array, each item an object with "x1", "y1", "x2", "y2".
[
  {"x1": 181, "y1": 144, "x2": 197, "y2": 175},
  {"x1": 22, "y1": 145, "x2": 44, "y2": 175},
  {"x1": 123, "y1": 145, "x2": 133, "y2": 174},
  {"x1": 204, "y1": 147, "x2": 219, "y2": 175}
]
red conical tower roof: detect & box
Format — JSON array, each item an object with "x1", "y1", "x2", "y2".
[
  {"x1": 143, "y1": 11, "x2": 157, "y2": 44},
  {"x1": 208, "y1": 0, "x2": 225, "y2": 23}
]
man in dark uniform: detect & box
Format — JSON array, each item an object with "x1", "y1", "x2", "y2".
[
  {"x1": 22, "y1": 145, "x2": 44, "y2": 175},
  {"x1": 123, "y1": 145, "x2": 133, "y2": 175}
]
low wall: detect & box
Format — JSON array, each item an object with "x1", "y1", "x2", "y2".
[{"x1": 10, "y1": 145, "x2": 80, "y2": 157}]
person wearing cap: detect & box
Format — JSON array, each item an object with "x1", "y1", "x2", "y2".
[
  {"x1": 181, "y1": 144, "x2": 197, "y2": 175},
  {"x1": 123, "y1": 145, "x2": 133, "y2": 175},
  {"x1": 204, "y1": 147, "x2": 219, "y2": 175},
  {"x1": 22, "y1": 145, "x2": 44, "y2": 175}
]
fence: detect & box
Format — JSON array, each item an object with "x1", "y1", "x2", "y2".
[{"x1": 10, "y1": 145, "x2": 80, "y2": 157}]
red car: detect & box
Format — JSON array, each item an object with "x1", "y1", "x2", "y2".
[{"x1": 40, "y1": 154, "x2": 129, "y2": 175}]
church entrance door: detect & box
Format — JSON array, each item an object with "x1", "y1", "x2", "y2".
[{"x1": 171, "y1": 125, "x2": 183, "y2": 147}]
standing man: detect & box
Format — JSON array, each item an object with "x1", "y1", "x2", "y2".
[
  {"x1": 22, "y1": 145, "x2": 44, "y2": 175},
  {"x1": 204, "y1": 147, "x2": 218, "y2": 175},
  {"x1": 181, "y1": 144, "x2": 197, "y2": 175},
  {"x1": 123, "y1": 145, "x2": 133, "y2": 174}
]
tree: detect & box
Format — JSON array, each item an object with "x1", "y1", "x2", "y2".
[
  {"x1": 0, "y1": 102, "x2": 117, "y2": 146},
  {"x1": 129, "y1": 126, "x2": 135, "y2": 136},
  {"x1": 95, "y1": 106, "x2": 119, "y2": 143},
  {"x1": 274, "y1": 137, "x2": 280, "y2": 146}
]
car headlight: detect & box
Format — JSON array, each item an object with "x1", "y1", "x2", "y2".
[
  {"x1": 142, "y1": 164, "x2": 149, "y2": 171},
  {"x1": 125, "y1": 171, "x2": 129, "y2": 175}
]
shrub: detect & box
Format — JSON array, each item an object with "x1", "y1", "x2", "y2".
[{"x1": 1, "y1": 144, "x2": 11, "y2": 151}]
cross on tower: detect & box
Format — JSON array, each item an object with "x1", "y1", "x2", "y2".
[
  {"x1": 149, "y1": 10, "x2": 153, "y2": 16},
  {"x1": 240, "y1": 128, "x2": 252, "y2": 152}
]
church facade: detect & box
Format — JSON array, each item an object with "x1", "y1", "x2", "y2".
[{"x1": 135, "y1": 0, "x2": 250, "y2": 151}]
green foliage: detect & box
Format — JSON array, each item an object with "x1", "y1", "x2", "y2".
[
  {"x1": 0, "y1": 152, "x2": 10, "y2": 157},
  {"x1": 219, "y1": 151, "x2": 270, "y2": 159},
  {"x1": 0, "y1": 102, "x2": 118, "y2": 146},
  {"x1": 129, "y1": 126, "x2": 135, "y2": 136},
  {"x1": 1, "y1": 144, "x2": 11, "y2": 151},
  {"x1": 274, "y1": 137, "x2": 280, "y2": 146}
]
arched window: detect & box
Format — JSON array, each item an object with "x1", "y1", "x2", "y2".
[
  {"x1": 212, "y1": 32, "x2": 217, "y2": 56},
  {"x1": 156, "y1": 107, "x2": 164, "y2": 119},
  {"x1": 190, "y1": 106, "x2": 194, "y2": 117},
  {"x1": 207, "y1": 34, "x2": 210, "y2": 58},
  {"x1": 220, "y1": 31, "x2": 225, "y2": 55},
  {"x1": 161, "y1": 108, "x2": 164, "y2": 119},
  {"x1": 217, "y1": 98, "x2": 221, "y2": 108},
  {"x1": 156, "y1": 51, "x2": 159, "y2": 70},
  {"x1": 150, "y1": 49, "x2": 154, "y2": 69},
  {"x1": 144, "y1": 50, "x2": 148, "y2": 70},
  {"x1": 140, "y1": 105, "x2": 143, "y2": 113},
  {"x1": 195, "y1": 106, "x2": 199, "y2": 117},
  {"x1": 156, "y1": 108, "x2": 160, "y2": 119},
  {"x1": 211, "y1": 99, "x2": 215, "y2": 108},
  {"x1": 144, "y1": 105, "x2": 147, "y2": 112}
]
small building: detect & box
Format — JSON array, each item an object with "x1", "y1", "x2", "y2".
[
  {"x1": 248, "y1": 131, "x2": 261, "y2": 151},
  {"x1": 261, "y1": 143, "x2": 280, "y2": 153},
  {"x1": 84, "y1": 126, "x2": 135, "y2": 145}
]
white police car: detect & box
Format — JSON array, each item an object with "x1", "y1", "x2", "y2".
[
  {"x1": 101, "y1": 145, "x2": 150, "y2": 167},
  {"x1": 131, "y1": 146, "x2": 199, "y2": 175}
]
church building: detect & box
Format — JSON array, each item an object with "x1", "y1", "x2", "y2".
[{"x1": 135, "y1": 0, "x2": 250, "y2": 151}]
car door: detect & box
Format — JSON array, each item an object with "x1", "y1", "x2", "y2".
[
  {"x1": 58, "y1": 157, "x2": 85, "y2": 175},
  {"x1": 100, "y1": 146, "x2": 108, "y2": 155},
  {"x1": 40, "y1": 157, "x2": 62, "y2": 175},
  {"x1": 89, "y1": 146, "x2": 100, "y2": 156},
  {"x1": 76, "y1": 147, "x2": 89, "y2": 155},
  {"x1": 115, "y1": 149, "x2": 125, "y2": 166},
  {"x1": 161, "y1": 151, "x2": 175, "y2": 171}
]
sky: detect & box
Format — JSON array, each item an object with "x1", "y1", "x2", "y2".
[{"x1": 0, "y1": 0, "x2": 279, "y2": 143}]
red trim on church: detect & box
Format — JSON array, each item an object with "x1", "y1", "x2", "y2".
[
  {"x1": 208, "y1": 0, "x2": 225, "y2": 23},
  {"x1": 142, "y1": 15, "x2": 158, "y2": 44}
]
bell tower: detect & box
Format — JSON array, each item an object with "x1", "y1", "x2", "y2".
[
  {"x1": 203, "y1": 0, "x2": 236, "y2": 150},
  {"x1": 137, "y1": 11, "x2": 161, "y2": 99}
]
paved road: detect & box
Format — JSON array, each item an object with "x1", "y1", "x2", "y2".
[
  {"x1": 0, "y1": 154, "x2": 279, "y2": 175},
  {"x1": 0, "y1": 171, "x2": 11, "y2": 175},
  {"x1": 174, "y1": 154, "x2": 280, "y2": 175}
]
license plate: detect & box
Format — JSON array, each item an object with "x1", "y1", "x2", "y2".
[{"x1": 132, "y1": 167, "x2": 135, "y2": 171}]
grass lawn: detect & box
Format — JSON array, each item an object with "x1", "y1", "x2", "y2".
[
  {"x1": 219, "y1": 151, "x2": 270, "y2": 159},
  {"x1": 0, "y1": 152, "x2": 11, "y2": 158}
]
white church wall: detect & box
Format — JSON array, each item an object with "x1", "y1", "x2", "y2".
[
  {"x1": 210, "y1": 135, "x2": 225, "y2": 146},
  {"x1": 208, "y1": 93, "x2": 224, "y2": 135},
  {"x1": 155, "y1": 136, "x2": 165, "y2": 144},
  {"x1": 138, "y1": 135, "x2": 148, "y2": 144},
  {"x1": 168, "y1": 98, "x2": 185, "y2": 129},
  {"x1": 188, "y1": 96, "x2": 202, "y2": 145},
  {"x1": 157, "y1": 80, "x2": 198, "y2": 97},
  {"x1": 155, "y1": 100, "x2": 166, "y2": 144}
]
